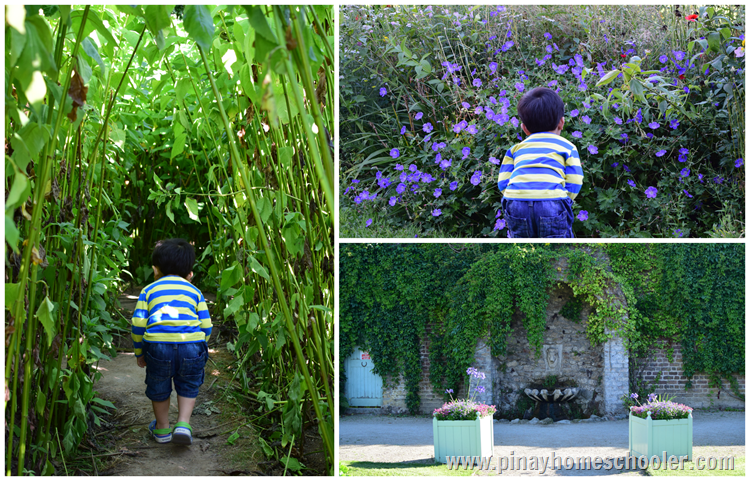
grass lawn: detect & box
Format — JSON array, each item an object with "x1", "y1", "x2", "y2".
[
  {"x1": 647, "y1": 456, "x2": 744, "y2": 476},
  {"x1": 339, "y1": 461, "x2": 474, "y2": 476}
]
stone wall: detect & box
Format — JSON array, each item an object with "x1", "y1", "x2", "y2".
[
  {"x1": 489, "y1": 284, "x2": 607, "y2": 417},
  {"x1": 638, "y1": 345, "x2": 745, "y2": 409}
]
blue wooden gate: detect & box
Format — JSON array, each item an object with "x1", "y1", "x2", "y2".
[{"x1": 345, "y1": 347, "x2": 383, "y2": 407}]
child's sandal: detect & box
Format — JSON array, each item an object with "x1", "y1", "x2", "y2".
[
  {"x1": 172, "y1": 421, "x2": 193, "y2": 445},
  {"x1": 148, "y1": 420, "x2": 172, "y2": 443}
]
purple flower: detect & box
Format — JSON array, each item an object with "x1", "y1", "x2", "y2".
[
  {"x1": 489, "y1": 156, "x2": 500, "y2": 165},
  {"x1": 544, "y1": 32, "x2": 552, "y2": 40},
  {"x1": 735, "y1": 158, "x2": 744, "y2": 168},
  {"x1": 577, "y1": 210, "x2": 588, "y2": 221},
  {"x1": 681, "y1": 168, "x2": 690, "y2": 177},
  {"x1": 655, "y1": 150, "x2": 666, "y2": 157},
  {"x1": 581, "y1": 115, "x2": 591, "y2": 124},
  {"x1": 612, "y1": 162, "x2": 619, "y2": 167},
  {"x1": 389, "y1": 196, "x2": 397, "y2": 206},
  {"x1": 572, "y1": 131, "x2": 583, "y2": 139},
  {"x1": 434, "y1": 188, "x2": 442, "y2": 198},
  {"x1": 489, "y1": 62, "x2": 498, "y2": 72},
  {"x1": 462, "y1": 147, "x2": 471, "y2": 158},
  {"x1": 390, "y1": 148, "x2": 400, "y2": 159},
  {"x1": 698, "y1": 173, "x2": 704, "y2": 183},
  {"x1": 452, "y1": 123, "x2": 463, "y2": 134},
  {"x1": 467, "y1": 124, "x2": 479, "y2": 135},
  {"x1": 548, "y1": 80, "x2": 558, "y2": 87},
  {"x1": 396, "y1": 183, "x2": 406, "y2": 194},
  {"x1": 394, "y1": 164, "x2": 404, "y2": 171},
  {"x1": 659, "y1": 55, "x2": 668, "y2": 63},
  {"x1": 630, "y1": 393, "x2": 639, "y2": 400},
  {"x1": 669, "y1": 119, "x2": 680, "y2": 129},
  {"x1": 366, "y1": 218, "x2": 373, "y2": 227},
  {"x1": 470, "y1": 170, "x2": 482, "y2": 186},
  {"x1": 510, "y1": 117, "x2": 519, "y2": 128},
  {"x1": 450, "y1": 181, "x2": 458, "y2": 191},
  {"x1": 514, "y1": 82, "x2": 525, "y2": 92},
  {"x1": 462, "y1": 101, "x2": 471, "y2": 109},
  {"x1": 440, "y1": 158, "x2": 451, "y2": 170},
  {"x1": 714, "y1": 176, "x2": 724, "y2": 184},
  {"x1": 446, "y1": 389, "x2": 454, "y2": 394},
  {"x1": 673, "y1": 50, "x2": 686, "y2": 61},
  {"x1": 379, "y1": 87, "x2": 387, "y2": 97},
  {"x1": 621, "y1": 133, "x2": 629, "y2": 142},
  {"x1": 678, "y1": 154, "x2": 687, "y2": 163},
  {"x1": 648, "y1": 121, "x2": 660, "y2": 129},
  {"x1": 494, "y1": 218, "x2": 506, "y2": 230},
  {"x1": 475, "y1": 106, "x2": 484, "y2": 115},
  {"x1": 432, "y1": 209, "x2": 442, "y2": 217},
  {"x1": 415, "y1": 112, "x2": 423, "y2": 120},
  {"x1": 683, "y1": 189, "x2": 693, "y2": 198},
  {"x1": 453, "y1": 77, "x2": 460, "y2": 85},
  {"x1": 679, "y1": 148, "x2": 689, "y2": 155},
  {"x1": 473, "y1": 78, "x2": 482, "y2": 88},
  {"x1": 409, "y1": 164, "x2": 417, "y2": 172},
  {"x1": 627, "y1": 179, "x2": 636, "y2": 188},
  {"x1": 400, "y1": 125, "x2": 406, "y2": 135},
  {"x1": 423, "y1": 123, "x2": 433, "y2": 133},
  {"x1": 645, "y1": 186, "x2": 658, "y2": 198},
  {"x1": 570, "y1": 109, "x2": 580, "y2": 117},
  {"x1": 588, "y1": 145, "x2": 598, "y2": 154}
]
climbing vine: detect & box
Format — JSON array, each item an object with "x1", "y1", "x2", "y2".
[{"x1": 340, "y1": 244, "x2": 745, "y2": 411}]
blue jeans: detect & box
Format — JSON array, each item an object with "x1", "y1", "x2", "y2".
[
  {"x1": 502, "y1": 198, "x2": 574, "y2": 238},
  {"x1": 143, "y1": 342, "x2": 208, "y2": 401}
]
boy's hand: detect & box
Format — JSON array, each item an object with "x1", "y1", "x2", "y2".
[{"x1": 137, "y1": 356, "x2": 147, "y2": 368}]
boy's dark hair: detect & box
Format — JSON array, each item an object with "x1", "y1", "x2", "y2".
[
  {"x1": 152, "y1": 238, "x2": 195, "y2": 278},
  {"x1": 517, "y1": 87, "x2": 565, "y2": 134}
]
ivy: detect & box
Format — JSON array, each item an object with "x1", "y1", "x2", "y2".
[{"x1": 340, "y1": 244, "x2": 745, "y2": 410}]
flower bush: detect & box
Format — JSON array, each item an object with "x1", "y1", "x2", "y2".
[
  {"x1": 433, "y1": 367, "x2": 496, "y2": 420},
  {"x1": 341, "y1": 5, "x2": 745, "y2": 237},
  {"x1": 628, "y1": 393, "x2": 693, "y2": 421}
]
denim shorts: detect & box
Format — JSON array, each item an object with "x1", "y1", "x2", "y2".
[
  {"x1": 143, "y1": 341, "x2": 208, "y2": 401},
  {"x1": 502, "y1": 198, "x2": 574, "y2": 238}
]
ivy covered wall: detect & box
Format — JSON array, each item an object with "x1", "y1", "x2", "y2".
[{"x1": 340, "y1": 244, "x2": 745, "y2": 414}]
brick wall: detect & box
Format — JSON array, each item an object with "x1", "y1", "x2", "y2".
[{"x1": 639, "y1": 346, "x2": 745, "y2": 409}]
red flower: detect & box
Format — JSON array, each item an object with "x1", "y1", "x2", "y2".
[
  {"x1": 679, "y1": 74, "x2": 685, "y2": 80},
  {"x1": 621, "y1": 54, "x2": 627, "y2": 58},
  {"x1": 686, "y1": 14, "x2": 699, "y2": 22}
]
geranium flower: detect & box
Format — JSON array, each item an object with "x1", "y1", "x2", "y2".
[
  {"x1": 614, "y1": 117, "x2": 622, "y2": 125},
  {"x1": 645, "y1": 186, "x2": 658, "y2": 198},
  {"x1": 648, "y1": 122, "x2": 660, "y2": 129},
  {"x1": 681, "y1": 168, "x2": 690, "y2": 177},
  {"x1": 655, "y1": 150, "x2": 666, "y2": 157},
  {"x1": 548, "y1": 80, "x2": 558, "y2": 87},
  {"x1": 450, "y1": 181, "x2": 458, "y2": 191},
  {"x1": 473, "y1": 78, "x2": 482, "y2": 88},
  {"x1": 452, "y1": 123, "x2": 463, "y2": 134},
  {"x1": 423, "y1": 123, "x2": 433, "y2": 133},
  {"x1": 673, "y1": 50, "x2": 686, "y2": 61},
  {"x1": 396, "y1": 183, "x2": 406, "y2": 194},
  {"x1": 400, "y1": 126, "x2": 406, "y2": 135},
  {"x1": 489, "y1": 62, "x2": 498, "y2": 72},
  {"x1": 577, "y1": 211, "x2": 588, "y2": 221},
  {"x1": 390, "y1": 148, "x2": 400, "y2": 158},
  {"x1": 669, "y1": 119, "x2": 680, "y2": 129},
  {"x1": 581, "y1": 115, "x2": 591, "y2": 124},
  {"x1": 415, "y1": 112, "x2": 423, "y2": 120},
  {"x1": 379, "y1": 87, "x2": 387, "y2": 97},
  {"x1": 461, "y1": 101, "x2": 470, "y2": 109},
  {"x1": 389, "y1": 196, "x2": 397, "y2": 206},
  {"x1": 470, "y1": 170, "x2": 482, "y2": 185},
  {"x1": 462, "y1": 147, "x2": 471, "y2": 158},
  {"x1": 683, "y1": 189, "x2": 693, "y2": 198},
  {"x1": 659, "y1": 55, "x2": 668, "y2": 63},
  {"x1": 434, "y1": 188, "x2": 442, "y2": 198},
  {"x1": 735, "y1": 158, "x2": 744, "y2": 168},
  {"x1": 453, "y1": 77, "x2": 460, "y2": 85},
  {"x1": 588, "y1": 145, "x2": 598, "y2": 154},
  {"x1": 439, "y1": 159, "x2": 452, "y2": 170},
  {"x1": 572, "y1": 131, "x2": 583, "y2": 138},
  {"x1": 621, "y1": 133, "x2": 629, "y2": 142},
  {"x1": 510, "y1": 117, "x2": 519, "y2": 128},
  {"x1": 409, "y1": 164, "x2": 418, "y2": 172},
  {"x1": 467, "y1": 125, "x2": 478, "y2": 134},
  {"x1": 489, "y1": 156, "x2": 500, "y2": 165},
  {"x1": 432, "y1": 208, "x2": 442, "y2": 217},
  {"x1": 514, "y1": 82, "x2": 525, "y2": 92},
  {"x1": 489, "y1": 96, "x2": 497, "y2": 105},
  {"x1": 394, "y1": 164, "x2": 404, "y2": 171},
  {"x1": 628, "y1": 179, "x2": 636, "y2": 188},
  {"x1": 570, "y1": 109, "x2": 580, "y2": 117},
  {"x1": 544, "y1": 32, "x2": 552, "y2": 40},
  {"x1": 366, "y1": 218, "x2": 373, "y2": 227},
  {"x1": 494, "y1": 218, "x2": 506, "y2": 230}
]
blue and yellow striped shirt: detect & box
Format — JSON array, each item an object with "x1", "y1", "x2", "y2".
[
  {"x1": 131, "y1": 275, "x2": 212, "y2": 357},
  {"x1": 498, "y1": 133, "x2": 584, "y2": 201}
]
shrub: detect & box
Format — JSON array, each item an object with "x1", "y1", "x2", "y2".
[{"x1": 340, "y1": 5, "x2": 745, "y2": 237}]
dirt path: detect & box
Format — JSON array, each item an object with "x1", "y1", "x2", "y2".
[
  {"x1": 89, "y1": 289, "x2": 262, "y2": 476},
  {"x1": 340, "y1": 412, "x2": 745, "y2": 476}
]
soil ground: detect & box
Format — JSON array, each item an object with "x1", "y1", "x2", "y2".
[{"x1": 339, "y1": 412, "x2": 745, "y2": 476}]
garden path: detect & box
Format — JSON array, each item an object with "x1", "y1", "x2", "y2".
[
  {"x1": 340, "y1": 412, "x2": 745, "y2": 476},
  {"x1": 88, "y1": 289, "x2": 261, "y2": 476}
]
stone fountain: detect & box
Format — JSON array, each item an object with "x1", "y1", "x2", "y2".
[{"x1": 522, "y1": 344, "x2": 582, "y2": 420}]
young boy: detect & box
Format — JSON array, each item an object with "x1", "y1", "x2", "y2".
[
  {"x1": 498, "y1": 87, "x2": 583, "y2": 238},
  {"x1": 131, "y1": 238, "x2": 212, "y2": 445}
]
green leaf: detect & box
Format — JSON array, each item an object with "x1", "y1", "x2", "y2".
[
  {"x1": 5, "y1": 283, "x2": 21, "y2": 310},
  {"x1": 183, "y1": 5, "x2": 214, "y2": 51},
  {"x1": 81, "y1": 38, "x2": 106, "y2": 76},
  {"x1": 281, "y1": 456, "x2": 304, "y2": 472},
  {"x1": 247, "y1": 6, "x2": 278, "y2": 43},
  {"x1": 595, "y1": 70, "x2": 621, "y2": 87},
  {"x1": 223, "y1": 294, "x2": 245, "y2": 318},
  {"x1": 35, "y1": 296, "x2": 57, "y2": 347},
  {"x1": 220, "y1": 263, "x2": 243, "y2": 291},
  {"x1": 165, "y1": 201, "x2": 175, "y2": 224},
  {"x1": 227, "y1": 432, "x2": 240, "y2": 445},
  {"x1": 144, "y1": 5, "x2": 173, "y2": 50},
  {"x1": 171, "y1": 132, "x2": 186, "y2": 159},
  {"x1": 629, "y1": 78, "x2": 644, "y2": 99},
  {"x1": 5, "y1": 165, "x2": 30, "y2": 211},
  {"x1": 184, "y1": 197, "x2": 201, "y2": 223},
  {"x1": 247, "y1": 256, "x2": 270, "y2": 281},
  {"x1": 707, "y1": 31, "x2": 721, "y2": 52}
]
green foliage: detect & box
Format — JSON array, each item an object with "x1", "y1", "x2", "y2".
[
  {"x1": 560, "y1": 296, "x2": 584, "y2": 323},
  {"x1": 339, "y1": 5, "x2": 745, "y2": 237},
  {"x1": 341, "y1": 244, "x2": 745, "y2": 410}
]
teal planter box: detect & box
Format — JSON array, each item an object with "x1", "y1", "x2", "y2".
[
  {"x1": 629, "y1": 413, "x2": 693, "y2": 461},
  {"x1": 433, "y1": 416, "x2": 494, "y2": 463}
]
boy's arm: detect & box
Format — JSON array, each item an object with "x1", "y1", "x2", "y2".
[
  {"x1": 564, "y1": 146, "x2": 584, "y2": 201},
  {"x1": 198, "y1": 294, "x2": 212, "y2": 344},
  {"x1": 497, "y1": 148, "x2": 515, "y2": 195},
  {"x1": 131, "y1": 291, "x2": 149, "y2": 357}
]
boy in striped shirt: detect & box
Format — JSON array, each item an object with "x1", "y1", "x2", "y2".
[
  {"x1": 498, "y1": 87, "x2": 583, "y2": 237},
  {"x1": 131, "y1": 238, "x2": 212, "y2": 445}
]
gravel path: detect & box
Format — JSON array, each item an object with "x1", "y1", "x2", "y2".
[{"x1": 339, "y1": 412, "x2": 744, "y2": 475}]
